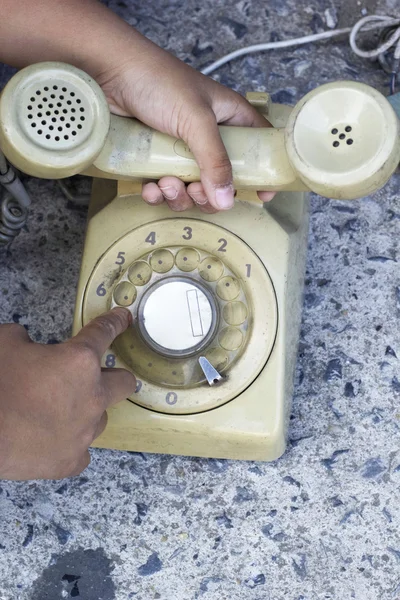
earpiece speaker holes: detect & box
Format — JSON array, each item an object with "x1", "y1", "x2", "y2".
[{"x1": 331, "y1": 125, "x2": 355, "y2": 148}]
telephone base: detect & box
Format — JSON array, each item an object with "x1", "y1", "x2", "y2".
[{"x1": 72, "y1": 180, "x2": 309, "y2": 461}]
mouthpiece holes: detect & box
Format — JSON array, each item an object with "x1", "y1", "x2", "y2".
[
  {"x1": 347, "y1": 139, "x2": 354, "y2": 145},
  {"x1": 333, "y1": 141, "x2": 339, "y2": 148},
  {"x1": 24, "y1": 81, "x2": 91, "y2": 146}
]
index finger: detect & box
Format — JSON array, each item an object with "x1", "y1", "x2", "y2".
[{"x1": 71, "y1": 308, "x2": 132, "y2": 361}]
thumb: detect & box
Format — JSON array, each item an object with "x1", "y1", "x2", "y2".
[{"x1": 186, "y1": 109, "x2": 234, "y2": 211}]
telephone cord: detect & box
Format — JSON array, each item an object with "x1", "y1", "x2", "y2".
[{"x1": 201, "y1": 14, "x2": 400, "y2": 94}]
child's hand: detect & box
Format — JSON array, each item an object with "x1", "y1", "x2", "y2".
[
  {"x1": 0, "y1": 0, "x2": 275, "y2": 211},
  {"x1": 0, "y1": 309, "x2": 135, "y2": 480},
  {"x1": 98, "y1": 49, "x2": 275, "y2": 212}
]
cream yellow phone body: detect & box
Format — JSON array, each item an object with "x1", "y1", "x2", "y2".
[{"x1": 0, "y1": 63, "x2": 399, "y2": 460}]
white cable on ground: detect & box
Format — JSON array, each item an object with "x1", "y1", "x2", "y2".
[
  {"x1": 201, "y1": 14, "x2": 400, "y2": 76},
  {"x1": 349, "y1": 15, "x2": 400, "y2": 58}
]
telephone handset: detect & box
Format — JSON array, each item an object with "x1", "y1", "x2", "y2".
[
  {"x1": 0, "y1": 62, "x2": 399, "y2": 199},
  {"x1": 1, "y1": 62, "x2": 399, "y2": 461}
]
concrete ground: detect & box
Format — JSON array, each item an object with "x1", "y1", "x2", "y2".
[{"x1": 1, "y1": 0, "x2": 400, "y2": 598}]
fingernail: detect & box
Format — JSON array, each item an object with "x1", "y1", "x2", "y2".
[
  {"x1": 147, "y1": 195, "x2": 164, "y2": 204},
  {"x1": 159, "y1": 186, "x2": 178, "y2": 200},
  {"x1": 189, "y1": 193, "x2": 208, "y2": 206},
  {"x1": 262, "y1": 192, "x2": 276, "y2": 202},
  {"x1": 215, "y1": 185, "x2": 234, "y2": 210}
]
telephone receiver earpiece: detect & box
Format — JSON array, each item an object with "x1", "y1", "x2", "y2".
[{"x1": 0, "y1": 62, "x2": 399, "y2": 200}]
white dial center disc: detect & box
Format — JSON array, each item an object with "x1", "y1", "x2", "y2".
[{"x1": 139, "y1": 279, "x2": 216, "y2": 356}]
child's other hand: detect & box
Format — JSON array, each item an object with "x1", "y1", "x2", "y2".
[
  {"x1": 0, "y1": 0, "x2": 275, "y2": 212},
  {"x1": 98, "y1": 47, "x2": 275, "y2": 212},
  {"x1": 0, "y1": 309, "x2": 135, "y2": 481}
]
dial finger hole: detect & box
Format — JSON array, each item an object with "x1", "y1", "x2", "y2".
[
  {"x1": 128, "y1": 261, "x2": 152, "y2": 286},
  {"x1": 150, "y1": 249, "x2": 174, "y2": 273},
  {"x1": 199, "y1": 257, "x2": 224, "y2": 282},
  {"x1": 219, "y1": 327, "x2": 243, "y2": 351},
  {"x1": 223, "y1": 301, "x2": 248, "y2": 326},
  {"x1": 216, "y1": 276, "x2": 241, "y2": 301},
  {"x1": 204, "y1": 347, "x2": 229, "y2": 372},
  {"x1": 175, "y1": 247, "x2": 200, "y2": 272},
  {"x1": 113, "y1": 281, "x2": 137, "y2": 307}
]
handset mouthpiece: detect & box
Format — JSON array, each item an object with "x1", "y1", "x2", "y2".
[{"x1": 0, "y1": 62, "x2": 110, "y2": 178}]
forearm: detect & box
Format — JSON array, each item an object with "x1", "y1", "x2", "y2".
[{"x1": 0, "y1": 0, "x2": 161, "y2": 79}]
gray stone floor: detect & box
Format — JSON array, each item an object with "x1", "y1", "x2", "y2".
[{"x1": 1, "y1": 0, "x2": 400, "y2": 598}]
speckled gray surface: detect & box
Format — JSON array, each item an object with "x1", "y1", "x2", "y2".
[{"x1": 1, "y1": 0, "x2": 400, "y2": 599}]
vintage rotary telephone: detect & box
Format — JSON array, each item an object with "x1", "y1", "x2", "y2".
[{"x1": 0, "y1": 62, "x2": 399, "y2": 461}]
